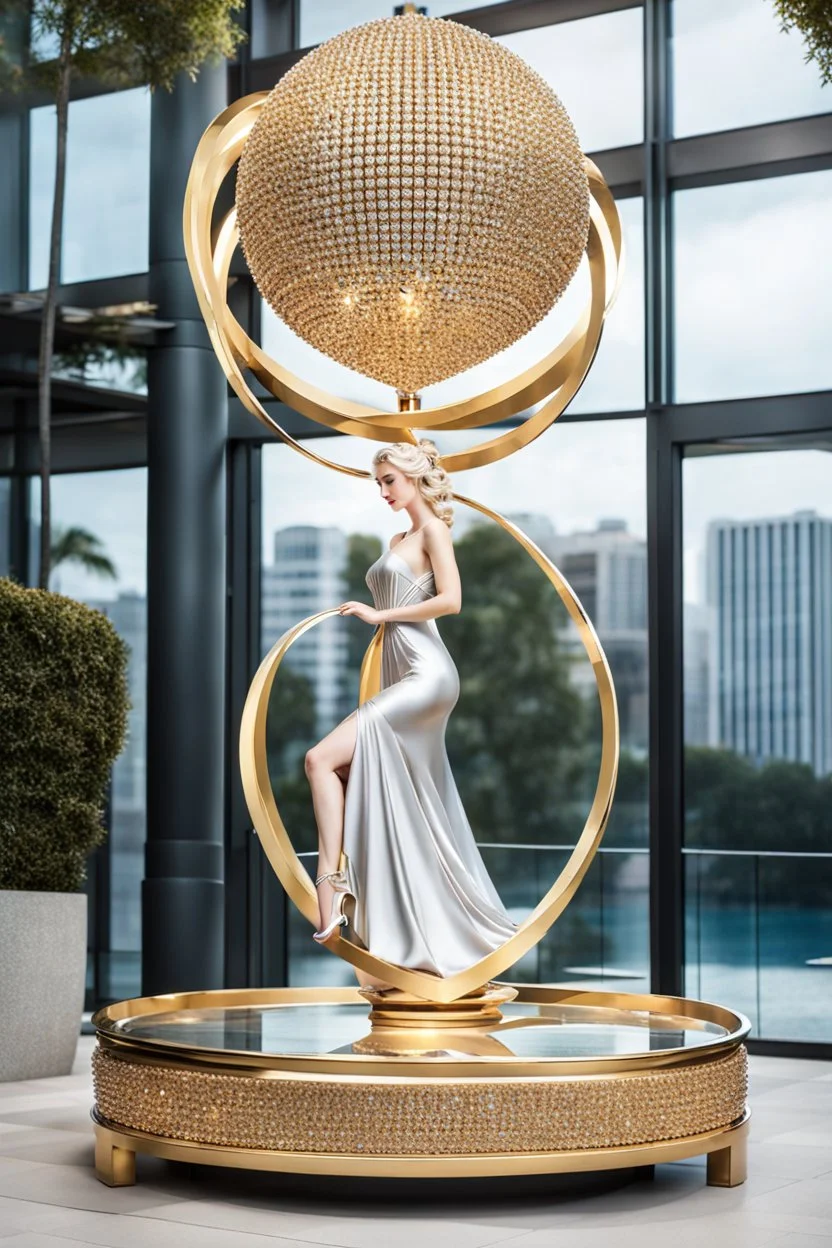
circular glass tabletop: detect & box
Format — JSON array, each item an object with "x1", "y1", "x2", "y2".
[{"x1": 114, "y1": 1001, "x2": 730, "y2": 1060}]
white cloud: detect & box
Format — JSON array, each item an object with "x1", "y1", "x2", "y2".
[
  {"x1": 29, "y1": 88, "x2": 150, "y2": 288},
  {"x1": 499, "y1": 7, "x2": 643, "y2": 153},
  {"x1": 672, "y1": 0, "x2": 830, "y2": 137},
  {"x1": 674, "y1": 170, "x2": 832, "y2": 402}
]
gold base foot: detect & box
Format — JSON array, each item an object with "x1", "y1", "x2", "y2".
[
  {"x1": 707, "y1": 1133, "x2": 747, "y2": 1187},
  {"x1": 95, "y1": 1128, "x2": 136, "y2": 1186}
]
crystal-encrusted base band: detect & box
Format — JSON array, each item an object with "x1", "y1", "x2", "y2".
[{"x1": 92, "y1": 1044, "x2": 747, "y2": 1157}]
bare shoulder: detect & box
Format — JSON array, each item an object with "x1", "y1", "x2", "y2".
[
  {"x1": 424, "y1": 518, "x2": 454, "y2": 551},
  {"x1": 389, "y1": 531, "x2": 407, "y2": 550}
]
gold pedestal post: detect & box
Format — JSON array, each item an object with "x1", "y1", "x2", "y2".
[
  {"x1": 359, "y1": 982, "x2": 518, "y2": 1029},
  {"x1": 706, "y1": 1132, "x2": 748, "y2": 1188},
  {"x1": 95, "y1": 1126, "x2": 137, "y2": 1187},
  {"x1": 396, "y1": 391, "x2": 422, "y2": 413}
]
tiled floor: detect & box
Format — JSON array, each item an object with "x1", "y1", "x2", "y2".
[{"x1": 1, "y1": 1037, "x2": 831, "y2": 1247}]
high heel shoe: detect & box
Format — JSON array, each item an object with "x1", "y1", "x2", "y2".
[{"x1": 312, "y1": 870, "x2": 355, "y2": 942}]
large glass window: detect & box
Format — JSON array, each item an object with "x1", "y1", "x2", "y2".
[
  {"x1": 0, "y1": 477, "x2": 10, "y2": 578},
  {"x1": 672, "y1": 0, "x2": 831, "y2": 138},
  {"x1": 570, "y1": 196, "x2": 644, "y2": 415},
  {"x1": 673, "y1": 170, "x2": 832, "y2": 403},
  {"x1": 30, "y1": 469, "x2": 147, "y2": 1007},
  {"x1": 683, "y1": 440, "x2": 832, "y2": 1041},
  {"x1": 299, "y1": 2, "x2": 508, "y2": 48},
  {"x1": 262, "y1": 418, "x2": 648, "y2": 991},
  {"x1": 499, "y1": 8, "x2": 644, "y2": 153},
  {"x1": 29, "y1": 88, "x2": 150, "y2": 289}
]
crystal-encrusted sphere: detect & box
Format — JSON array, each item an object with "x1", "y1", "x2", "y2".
[{"x1": 236, "y1": 13, "x2": 590, "y2": 394}]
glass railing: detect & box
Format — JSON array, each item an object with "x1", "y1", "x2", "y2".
[
  {"x1": 684, "y1": 848, "x2": 832, "y2": 1042},
  {"x1": 287, "y1": 843, "x2": 832, "y2": 1043}
]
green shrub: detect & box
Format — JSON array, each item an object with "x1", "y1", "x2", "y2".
[{"x1": 0, "y1": 578, "x2": 129, "y2": 892}]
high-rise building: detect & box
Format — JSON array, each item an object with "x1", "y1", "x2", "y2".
[
  {"x1": 87, "y1": 590, "x2": 147, "y2": 955},
  {"x1": 261, "y1": 525, "x2": 348, "y2": 734},
  {"x1": 547, "y1": 520, "x2": 648, "y2": 751},
  {"x1": 684, "y1": 601, "x2": 712, "y2": 748},
  {"x1": 706, "y1": 510, "x2": 832, "y2": 775},
  {"x1": 0, "y1": 481, "x2": 9, "y2": 578},
  {"x1": 505, "y1": 512, "x2": 557, "y2": 550}
]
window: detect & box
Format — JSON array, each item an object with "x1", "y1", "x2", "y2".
[
  {"x1": 262, "y1": 418, "x2": 648, "y2": 990},
  {"x1": 31, "y1": 469, "x2": 148, "y2": 1006},
  {"x1": 683, "y1": 441, "x2": 832, "y2": 1041},
  {"x1": 672, "y1": 0, "x2": 831, "y2": 138},
  {"x1": 29, "y1": 88, "x2": 150, "y2": 289},
  {"x1": 0, "y1": 477, "x2": 10, "y2": 578},
  {"x1": 498, "y1": 8, "x2": 644, "y2": 153},
  {"x1": 299, "y1": 1, "x2": 508, "y2": 48},
  {"x1": 569, "y1": 196, "x2": 644, "y2": 414},
  {"x1": 673, "y1": 171, "x2": 832, "y2": 403}
]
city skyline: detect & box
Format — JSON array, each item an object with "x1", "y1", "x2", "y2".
[{"x1": 36, "y1": 449, "x2": 832, "y2": 615}]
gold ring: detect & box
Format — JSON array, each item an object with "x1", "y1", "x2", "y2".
[
  {"x1": 240, "y1": 501, "x2": 619, "y2": 1004},
  {"x1": 183, "y1": 95, "x2": 623, "y2": 476}
]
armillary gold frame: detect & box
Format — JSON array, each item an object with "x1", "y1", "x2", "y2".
[
  {"x1": 183, "y1": 94, "x2": 623, "y2": 476},
  {"x1": 185, "y1": 88, "x2": 624, "y2": 1002},
  {"x1": 240, "y1": 498, "x2": 619, "y2": 1003}
]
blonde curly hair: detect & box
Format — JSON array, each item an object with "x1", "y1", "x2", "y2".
[{"x1": 372, "y1": 439, "x2": 454, "y2": 529}]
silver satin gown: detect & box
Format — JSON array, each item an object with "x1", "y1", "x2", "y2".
[{"x1": 342, "y1": 545, "x2": 517, "y2": 977}]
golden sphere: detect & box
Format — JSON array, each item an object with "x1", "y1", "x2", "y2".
[{"x1": 236, "y1": 13, "x2": 589, "y2": 394}]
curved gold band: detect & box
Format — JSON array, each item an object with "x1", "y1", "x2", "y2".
[
  {"x1": 183, "y1": 95, "x2": 623, "y2": 475},
  {"x1": 239, "y1": 504, "x2": 619, "y2": 1004}
]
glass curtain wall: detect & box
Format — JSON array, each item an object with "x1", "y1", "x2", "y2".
[
  {"x1": 673, "y1": 170, "x2": 832, "y2": 403},
  {"x1": 29, "y1": 470, "x2": 148, "y2": 1008},
  {"x1": 7, "y1": 0, "x2": 830, "y2": 1046},
  {"x1": 254, "y1": 0, "x2": 832, "y2": 1045},
  {"x1": 682, "y1": 443, "x2": 832, "y2": 1042},
  {"x1": 0, "y1": 477, "x2": 10, "y2": 578},
  {"x1": 671, "y1": 0, "x2": 830, "y2": 135},
  {"x1": 29, "y1": 88, "x2": 150, "y2": 288}
]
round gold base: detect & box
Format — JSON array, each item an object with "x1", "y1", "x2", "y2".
[{"x1": 91, "y1": 985, "x2": 750, "y2": 1188}]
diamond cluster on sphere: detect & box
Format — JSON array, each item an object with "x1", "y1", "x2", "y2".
[{"x1": 236, "y1": 13, "x2": 590, "y2": 393}]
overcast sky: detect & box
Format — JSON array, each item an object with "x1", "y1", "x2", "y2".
[{"x1": 23, "y1": 1, "x2": 832, "y2": 608}]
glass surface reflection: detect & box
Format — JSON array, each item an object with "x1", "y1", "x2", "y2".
[{"x1": 117, "y1": 1001, "x2": 730, "y2": 1059}]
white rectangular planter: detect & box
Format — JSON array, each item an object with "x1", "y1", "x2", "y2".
[{"x1": 0, "y1": 890, "x2": 87, "y2": 1082}]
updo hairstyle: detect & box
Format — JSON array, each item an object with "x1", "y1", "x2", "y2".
[{"x1": 372, "y1": 439, "x2": 454, "y2": 529}]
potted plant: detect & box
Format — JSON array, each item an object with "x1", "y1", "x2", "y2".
[{"x1": 0, "y1": 578, "x2": 128, "y2": 1081}]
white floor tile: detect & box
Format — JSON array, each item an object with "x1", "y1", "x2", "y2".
[
  {"x1": 765, "y1": 1235, "x2": 832, "y2": 1248},
  {"x1": 0, "y1": 1158, "x2": 193, "y2": 1216},
  {"x1": 745, "y1": 1178, "x2": 832, "y2": 1220},
  {"x1": 19, "y1": 1206, "x2": 360, "y2": 1248},
  {"x1": 3, "y1": 1236, "x2": 103, "y2": 1248},
  {"x1": 0, "y1": 1128, "x2": 95, "y2": 1168}
]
